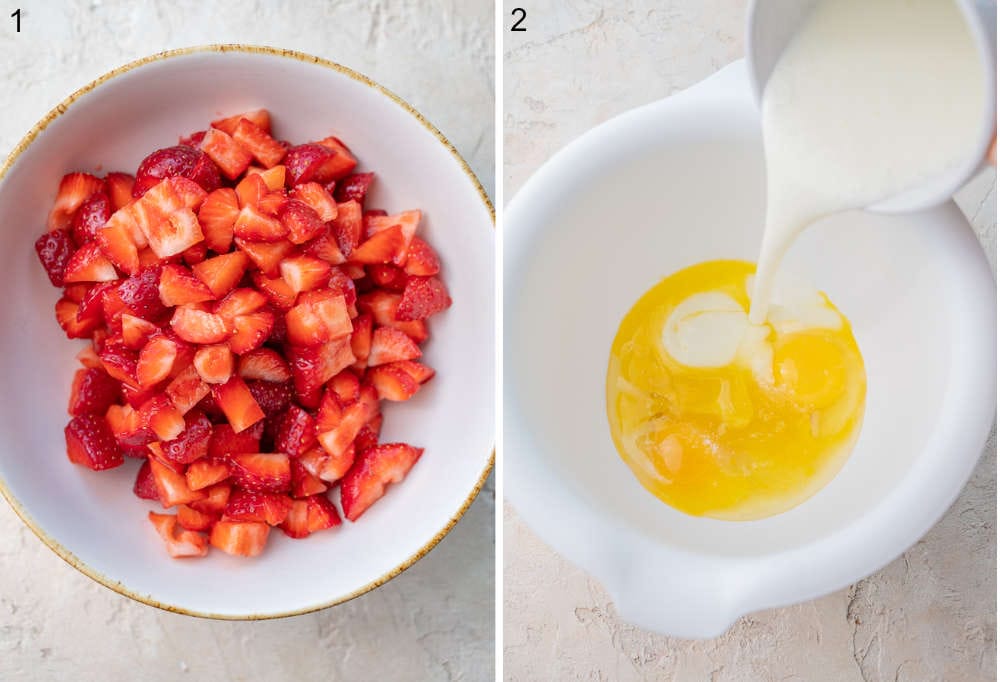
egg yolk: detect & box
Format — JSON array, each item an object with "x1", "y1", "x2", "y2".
[{"x1": 607, "y1": 260, "x2": 866, "y2": 520}]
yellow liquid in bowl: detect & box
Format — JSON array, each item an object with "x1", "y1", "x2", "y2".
[{"x1": 606, "y1": 260, "x2": 866, "y2": 520}]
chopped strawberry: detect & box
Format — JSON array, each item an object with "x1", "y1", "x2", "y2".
[
  {"x1": 340, "y1": 443, "x2": 423, "y2": 521},
  {"x1": 349, "y1": 225, "x2": 406, "y2": 266},
  {"x1": 170, "y1": 304, "x2": 230, "y2": 344},
  {"x1": 185, "y1": 458, "x2": 231, "y2": 491},
  {"x1": 76, "y1": 344, "x2": 103, "y2": 369},
  {"x1": 145, "y1": 207, "x2": 204, "y2": 259},
  {"x1": 281, "y1": 494, "x2": 341, "y2": 538},
  {"x1": 193, "y1": 344, "x2": 233, "y2": 384},
  {"x1": 214, "y1": 287, "x2": 267, "y2": 321},
  {"x1": 140, "y1": 394, "x2": 186, "y2": 441},
  {"x1": 229, "y1": 310, "x2": 276, "y2": 354},
  {"x1": 208, "y1": 421, "x2": 263, "y2": 459},
  {"x1": 137, "y1": 335, "x2": 179, "y2": 387},
  {"x1": 235, "y1": 238, "x2": 294, "y2": 275},
  {"x1": 75, "y1": 282, "x2": 116, "y2": 328},
  {"x1": 235, "y1": 173, "x2": 268, "y2": 209},
  {"x1": 158, "y1": 264, "x2": 214, "y2": 306},
  {"x1": 331, "y1": 370, "x2": 361, "y2": 404},
  {"x1": 232, "y1": 118, "x2": 287, "y2": 168},
  {"x1": 327, "y1": 267, "x2": 358, "y2": 307},
  {"x1": 285, "y1": 292, "x2": 352, "y2": 346},
  {"x1": 291, "y1": 459, "x2": 329, "y2": 498},
  {"x1": 278, "y1": 199, "x2": 327, "y2": 244},
  {"x1": 189, "y1": 483, "x2": 231, "y2": 515},
  {"x1": 120, "y1": 313, "x2": 159, "y2": 348},
  {"x1": 117, "y1": 265, "x2": 167, "y2": 320},
  {"x1": 209, "y1": 520, "x2": 269, "y2": 557},
  {"x1": 48, "y1": 172, "x2": 104, "y2": 231},
  {"x1": 176, "y1": 504, "x2": 217, "y2": 532},
  {"x1": 64, "y1": 414, "x2": 123, "y2": 470},
  {"x1": 35, "y1": 229, "x2": 77, "y2": 286},
  {"x1": 367, "y1": 264, "x2": 409, "y2": 292},
  {"x1": 369, "y1": 364, "x2": 420, "y2": 401},
  {"x1": 333, "y1": 172, "x2": 374, "y2": 204},
  {"x1": 212, "y1": 109, "x2": 271, "y2": 136},
  {"x1": 160, "y1": 410, "x2": 212, "y2": 464},
  {"x1": 404, "y1": 236, "x2": 441, "y2": 276},
  {"x1": 246, "y1": 380, "x2": 294, "y2": 417},
  {"x1": 247, "y1": 165, "x2": 286, "y2": 191},
  {"x1": 134, "y1": 459, "x2": 161, "y2": 501},
  {"x1": 393, "y1": 359, "x2": 436, "y2": 384},
  {"x1": 280, "y1": 255, "x2": 331, "y2": 293},
  {"x1": 54, "y1": 299, "x2": 98, "y2": 339},
  {"x1": 63, "y1": 242, "x2": 118, "y2": 283},
  {"x1": 234, "y1": 204, "x2": 286, "y2": 241},
  {"x1": 165, "y1": 365, "x2": 211, "y2": 414},
  {"x1": 229, "y1": 453, "x2": 291, "y2": 493},
  {"x1": 191, "y1": 251, "x2": 248, "y2": 298},
  {"x1": 200, "y1": 128, "x2": 253, "y2": 180},
  {"x1": 303, "y1": 229, "x2": 347, "y2": 265},
  {"x1": 133, "y1": 146, "x2": 221, "y2": 197},
  {"x1": 397, "y1": 276, "x2": 452, "y2": 321},
  {"x1": 357, "y1": 291, "x2": 428, "y2": 343},
  {"x1": 148, "y1": 512, "x2": 209, "y2": 558},
  {"x1": 212, "y1": 376, "x2": 265, "y2": 433},
  {"x1": 284, "y1": 143, "x2": 336, "y2": 186},
  {"x1": 182, "y1": 241, "x2": 208, "y2": 266},
  {"x1": 70, "y1": 191, "x2": 111, "y2": 246},
  {"x1": 368, "y1": 327, "x2": 422, "y2": 366},
  {"x1": 238, "y1": 348, "x2": 291, "y2": 382},
  {"x1": 225, "y1": 490, "x2": 292, "y2": 525},
  {"x1": 331, "y1": 199, "x2": 362, "y2": 256},
  {"x1": 252, "y1": 272, "x2": 297, "y2": 309},
  {"x1": 317, "y1": 399, "x2": 370, "y2": 460},
  {"x1": 313, "y1": 136, "x2": 358, "y2": 181},
  {"x1": 99, "y1": 343, "x2": 139, "y2": 386},
  {"x1": 105, "y1": 172, "x2": 135, "y2": 211},
  {"x1": 290, "y1": 182, "x2": 338, "y2": 222},
  {"x1": 275, "y1": 405, "x2": 317, "y2": 457},
  {"x1": 121, "y1": 382, "x2": 159, "y2": 410},
  {"x1": 286, "y1": 338, "x2": 355, "y2": 408},
  {"x1": 198, "y1": 188, "x2": 240, "y2": 253},
  {"x1": 257, "y1": 190, "x2": 288, "y2": 216},
  {"x1": 68, "y1": 368, "x2": 119, "y2": 416},
  {"x1": 355, "y1": 415, "x2": 383, "y2": 453}
]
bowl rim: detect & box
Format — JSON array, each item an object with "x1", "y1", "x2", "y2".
[{"x1": 0, "y1": 43, "x2": 495, "y2": 620}]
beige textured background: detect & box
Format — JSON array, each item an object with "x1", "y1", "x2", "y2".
[
  {"x1": 0, "y1": 1, "x2": 494, "y2": 680},
  {"x1": 502, "y1": 1, "x2": 997, "y2": 680}
]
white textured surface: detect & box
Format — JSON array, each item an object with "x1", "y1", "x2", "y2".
[
  {"x1": 0, "y1": 2, "x2": 493, "y2": 680},
  {"x1": 503, "y1": 1, "x2": 996, "y2": 679}
]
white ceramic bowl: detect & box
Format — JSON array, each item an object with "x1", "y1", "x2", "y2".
[
  {"x1": 504, "y1": 62, "x2": 995, "y2": 638},
  {"x1": 0, "y1": 46, "x2": 494, "y2": 618}
]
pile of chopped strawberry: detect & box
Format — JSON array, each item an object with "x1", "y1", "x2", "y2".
[{"x1": 36, "y1": 109, "x2": 451, "y2": 559}]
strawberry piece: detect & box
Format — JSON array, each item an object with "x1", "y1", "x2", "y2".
[
  {"x1": 257, "y1": 190, "x2": 288, "y2": 216},
  {"x1": 200, "y1": 128, "x2": 253, "y2": 180},
  {"x1": 289, "y1": 182, "x2": 338, "y2": 222},
  {"x1": 278, "y1": 199, "x2": 327, "y2": 244},
  {"x1": 121, "y1": 382, "x2": 158, "y2": 410},
  {"x1": 212, "y1": 109, "x2": 271, "y2": 136},
  {"x1": 225, "y1": 490, "x2": 292, "y2": 525},
  {"x1": 349, "y1": 225, "x2": 406, "y2": 266},
  {"x1": 291, "y1": 459, "x2": 329, "y2": 498},
  {"x1": 117, "y1": 265, "x2": 167, "y2": 320},
  {"x1": 328, "y1": 267, "x2": 358, "y2": 307},
  {"x1": 134, "y1": 460, "x2": 161, "y2": 501},
  {"x1": 369, "y1": 364, "x2": 420, "y2": 401},
  {"x1": 63, "y1": 242, "x2": 118, "y2": 283},
  {"x1": 252, "y1": 272, "x2": 297, "y2": 309},
  {"x1": 107, "y1": 403, "x2": 154, "y2": 445},
  {"x1": 48, "y1": 172, "x2": 104, "y2": 231},
  {"x1": 333, "y1": 172, "x2": 374, "y2": 204},
  {"x1": 190, "y1": 251, "x2": 247, "y2": 299},
  {"x1": 137, "y1": 336, "x2": 179, "y2": 387},
  {"x1": 63, "y1": 283, "x2": 90, "y2": 303},
  {"x1": 357, "y1": 291, "x2": 428, "y2": 343},
  {"x1": 166, "y1": 365, "x2": 211, "y2": 414},
  {"x1": 170, "y1": 304, "x2": 230, "y2": 344},
  {"x1": 148, "y1": 449, "x2": 205, "y2": 502},
  {"x1": 176, "y1": 504, "x2": 216, "y2": 532},
  {"x1": 77, "y1": 344, "x2": 103, "y2": 369},
  {"x1": 247, "y1": 165, "x2": 286, "y2": 191},
  {"x1": 134, "y1": 146, "x2": 221, "y2": 197},
  {"x1": 367, "y1": 264, "x2": 408, "y2": 291},
  {"x1": 198, "y1": 188, "x2": 240, "y2": 253},
  {"x1": 331, "y1": 370, "x2": 361, "y2": 404},
  {"x1": 76, "y1": 281, "x2": 116, "y2": 327},
  {"x1": 232, "y1": 118, "x2": 287, "y2": 168},
  {"x1": 284, "y1": 143, "x2": 336, "y2": 186},
  {"x1": 393, "y1": 359, "x2": 436, "y2": 384},
  {"x1": 189, "y1": 483, "x2": 231, "y2": 514},
  {"x1": 193, "y1": 344, "x2": 233, "y2": 384},
  {"x1": 235, "y1": 238, "x2": 294, "y2": 275},
  {"x1": 228, "y1": 310, "x2": 275, "y2": 355},
  {"x1": 397, "y1": 276, "x2": 452, "y2": 321},
  {"x1": 35, "y1": 229, "x2": 77, "y2": 286},
  {"x1": 148, "y1": 512, "x2": 209, "y2": 558},
  {"x1": 280, "y1": 494, "x2": 341, "y2": 538},
  {"x1": 317, "y1": 399, "x2": 371, "y2": 460},
  {"x1": 212, "y1": 376, "x2": 265, "y2": 433},
  {"x1": 235, "y1": 173, "x2": 268, "y2": 209},
  {"x1": 331, "y1": 199, "x2": 362, "y2": 256},
  {"x1": 246, "y1": 380, "x2": 294, "y2": 417},
  {"x1": 158, "y1": 264, "x2": 214, "y2": 306},
  {"x1": 99, "y1": 343, "x2": 139, "y2": 386},
  {"x1": 368, "y1": 327, "x2": 422, "y2": 366},
  {"x1": 105, "y1": 172, "x2": 135, "y2": 211},
  {"x1": 340, "y1": 443, "x2": 423, "y2": 521},
  {"x1": 229, "y1": 453, "x2": 291, "y2": 492},
  {"x1": 313, "y1": 137, "x2": 358, "y2": 181},
  {"x1": 214, "y1": 287, "x2": 267, "y2": 321},
  {"x1": 238, "y1": 348, "x2": 291, "y2": 382},
  {"x1": 355, "y1": 415, "x2": 382, "y2": 453},
  {"x1": 140, "y1": 394, "x2": 186, "y2": 441},
  {"x1": 185, "y1": 458, "x2": 231, "y2": 491},
  {"x1": 280, "y1": 255, "x2": 331, "y2": 293},
  {"x1": 234, "y1": 204, "x2": 286, "y2": 241},
  {"x1": 145, "y1": 207, "x2": 204, "y2": 259},
  {"x1": 303, "y1": 229, "x2": 347, "y2": 265},
  {"x1": 404, "y1": 236, "x2": 441, "y2": 276},
  {"x1": 64, "y1": 414, "x2": 123, "y2": 470},
  {"x1": 208, "y1": 421, "x2": 263, "y2": 459},
  {"x1": 160, "y1": 410, "x2": 212, "y2": 464},
  {"x1": 120, "y1": 313, "x2": 159, "y2": 348},
  {"x1": 287, "y1": 339, "x2": 355, "y2": 408},
  {"x1": 182, "y1": 241, "x2": 208, "y2": 266},
  {"x1": 285, "y1": 292, "x2": 351, "y2": 346},
  {"x1": 54, "y1": 299, "x2": 98, "y2": 339},
  {"x1": 70, "y1": 191, "x2": 111, "y2": 246},
  {"x1": 68, "y1": 368, "x2": 119, "y2": 416},
  {"x1": 275, "y1": 405, "x2": 317, "y2": 457},
  {"x1": 209, "y1": 520, "x2": 269, "y2": 557}
]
